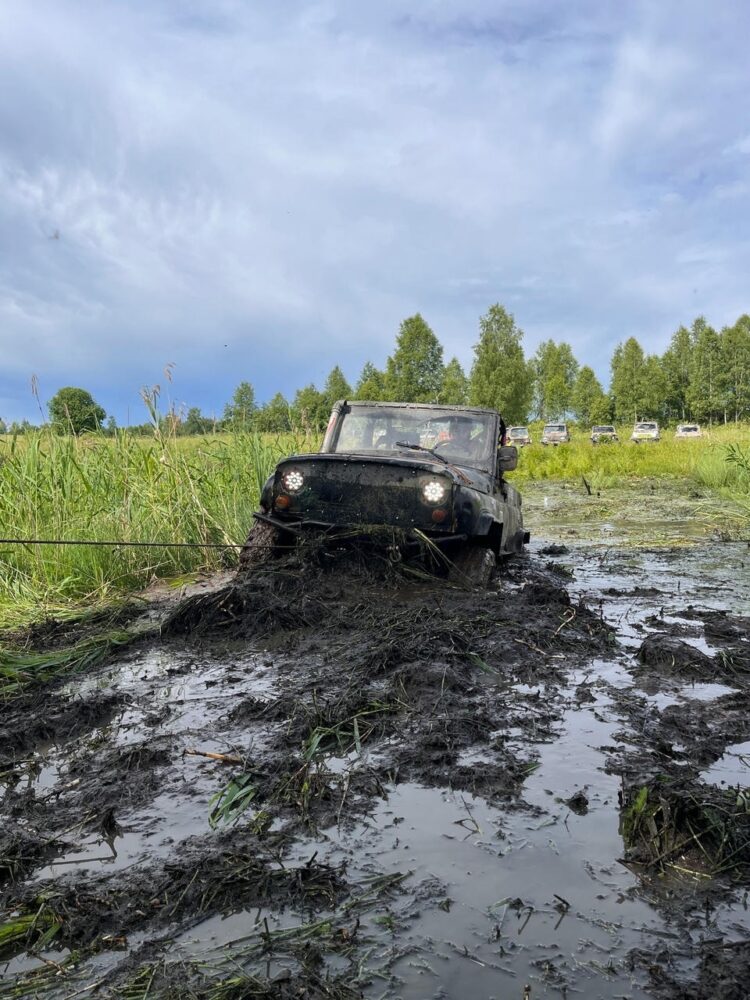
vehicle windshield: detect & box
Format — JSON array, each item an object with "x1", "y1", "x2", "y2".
[
  {"x1": 635, "y1": 422, "x2": 657, "y2": 430},
  {"x1": 593, "y1": 425, "x2": 615, "y2": 433},
  {"x1": 509, "y1": 427, "x2": 529, "y2": 437},
  {"x1": 331, "y1": 405, "x2": 496, "y2": 470},
  {"x1": 544, "y1": 424, "x2": 566, "y2": 433},
  {"x1": 680, "y1": 425, "x2": 699, "y2": 432}
]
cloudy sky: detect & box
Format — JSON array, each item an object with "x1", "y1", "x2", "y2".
[{"x1": 1, "y1": 1, "x2": 749, "y2": 423}]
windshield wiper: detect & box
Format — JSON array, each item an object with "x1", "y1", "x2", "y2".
[{"x1": 395, "y1": 441, "x2": 450, "y2": 465}]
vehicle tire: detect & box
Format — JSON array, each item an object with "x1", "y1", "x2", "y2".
[
  {"x1": 448, "y1": 545, "x2": 497, "y2": 587},
  {"x1": 238, "y1": 519, "x2": 282, "y2": 572}
]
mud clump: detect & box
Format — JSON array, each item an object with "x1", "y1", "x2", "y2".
[
  {"x1": 638, "y1": 939, "x2": 750, "y2": 1000},
  {"x1": 633, "y1": 609, "x2": 750, "y2": 688},
  {"x1": 538, "y1": 543, "x2": 569, "y2": 556},
  {"x1": 620, "y1": 775, "x2": 750, "y2": 879},
  {"x1": 637, "y1": 632, "x2": 713, "y2": 677},
  {"x1": 565, "y1": 789, "x2": 589, "y2": 815},
  {"x1": 0, "y1": 822, "x2": 70, "y2": 885},
  {"x1": 0, "y1": 690, "x2": 127, "y2": 761},
  {"x1": 11, "y1": 829, "x2": 348, "y2": 951}
]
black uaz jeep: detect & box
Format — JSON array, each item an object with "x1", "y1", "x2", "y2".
[{"x1": 240, "y1": 401, "x2": 527, "y2": 582}]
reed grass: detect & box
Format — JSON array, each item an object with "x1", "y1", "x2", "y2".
[
  {"x1": 0, "y1": 629, "x2": 143, "y2": 697},
  {"x1": 513, "y1": 422, "x2": 750, "y2": 490},
  {"x1": 0, "y1": 427, "x2": 315, "y2": 629}
]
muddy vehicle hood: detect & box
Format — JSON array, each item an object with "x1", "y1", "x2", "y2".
[
  {"x1": 259, "y1": 452, "x2": 510, "y2": 542},
  {"x1": 270, "y1": 452, "x2": 495, "y2": 494}
]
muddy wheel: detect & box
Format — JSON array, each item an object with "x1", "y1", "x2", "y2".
[
  {"x1": 448, "y1": 545, "x2": 497, "y2": 587},
  {"x1": 238, "y1": 519, "x2": 282, "y2": 572}
]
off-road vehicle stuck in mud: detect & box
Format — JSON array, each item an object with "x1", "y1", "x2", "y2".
[{"x1": 240, "y1": 401, "x2": 527, "y2": 583}]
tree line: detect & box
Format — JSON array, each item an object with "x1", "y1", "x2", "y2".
[
  {"x1": 207, "y1": 307, "x2": 750, "y2": 431},
  {"x1": 3, "y1": 306, "x2": 749, "y2": 435}
]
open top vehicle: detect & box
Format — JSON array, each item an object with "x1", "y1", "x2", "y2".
[
  {"x1": 631, "y1": 421, "x2": 660, "y2": 443},
  {"x1": 240, "y1": 401, "x2": 527, "y2": 583},
  {"x1": 507, "y1": 426, "x2": 532, "y2": 447},
  {"x1": 675, "y1": 423, "x2": 703, "y2": 439},
  {"x1": 540, "y1": 422, "x2": 570, "y2": 446},
  {"x1": 591, "y1": 424, "x2": 618, "y2": 444}
]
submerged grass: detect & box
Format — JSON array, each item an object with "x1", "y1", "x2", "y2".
[
  {"x1": 621, "y1": 780, "x2": 750, "y2": 877},
  {"x1": 0, "y1": 628, "x2": 144, "y2": 697},
  {"x1": 0, "y1": 906, "x2": 61, "y2": 961}
]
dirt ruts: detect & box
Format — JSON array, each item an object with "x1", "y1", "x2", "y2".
[{"x1": 2, "y1": 544, "x2": 750, "y2": 999}]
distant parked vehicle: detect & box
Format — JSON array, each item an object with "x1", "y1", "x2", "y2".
[
  {"x1": 540, "y1": 423, "x2": 570, "y2": 446},
  {"x1": 507, "y1": 426, "x2": 532, "y2": 447},
  {"x1": 591, "y1": 425, "x2": 619, "y2": 444},
  {"x1": 631, "y1": 421, "x2": 660, "y2": 443},
  {"x1": 675, "y1": 424, "x2": 703, "y2": 439}
]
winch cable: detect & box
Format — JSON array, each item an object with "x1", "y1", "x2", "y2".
[{"x1": 0, "y1": 538, "x2": 243, "y2": 549}]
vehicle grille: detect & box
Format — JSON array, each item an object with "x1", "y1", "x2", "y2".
[{"x1": 275, "y1": 461, "x2": 453, "y2": 531}]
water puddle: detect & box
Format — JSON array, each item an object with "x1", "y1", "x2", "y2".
[
  {"x1": 678, "y1": 682, "x2": 737, "y2": 701},
  {"x1": 523, "y1": 479, "x2": 743, "y2": 549},
  {"x1": 170, "y1": 674, "x2": 660, "y2": 997},
  {"x1": 33, "y1": 782, "x2": 211, "y2": 881},
  {"x1": 701, "y1": 742, "x2": 750, "y2": 787}
]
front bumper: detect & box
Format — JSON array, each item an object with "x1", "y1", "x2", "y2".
[{"x1": 255, "y1": 511, "x2": 469, "y2": 551}]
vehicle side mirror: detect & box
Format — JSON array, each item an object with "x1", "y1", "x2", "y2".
[{"x1": 497, "y1": 445, "x2": 518, "y2": 473}]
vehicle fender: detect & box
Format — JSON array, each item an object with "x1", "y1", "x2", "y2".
[
  {"x1": 260, "y1": 474, "x2": 274, "y2": 511},
  {"x1": 476, "y1": 510, "x2": 497, "y2": 536}
]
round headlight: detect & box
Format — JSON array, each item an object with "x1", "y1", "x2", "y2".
[
  {"x1": 282, "y1": 469, "x2": 304, "y2": 493},
  {"x1": 422, "y1": 480, "x2": 446, "y2": 504}
]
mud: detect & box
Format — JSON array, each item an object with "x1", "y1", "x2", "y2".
[{"x1": 1, "y1": 481, "x2": 750, "y2": 998}]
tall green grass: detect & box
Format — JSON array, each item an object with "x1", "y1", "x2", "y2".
[
  {"x1": 0, "y1": 427, "x2": 313, "y2": 627},
  {"x1": 513, "y1": 423, "x2": 750, "y2": 493},
  {"x1": 512, "y1": 425, "x2": 750, "y2": 533}
]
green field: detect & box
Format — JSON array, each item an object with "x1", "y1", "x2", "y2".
[
  {"x1": 513, "y1": 421, "x2": 750, "y2": 488},
  {"x1": 0, "y1": 422, "x2": 748, "y2": 630}
]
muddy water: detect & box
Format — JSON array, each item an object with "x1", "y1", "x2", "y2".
[
  {"x1": 522, "y1": 478, "x2": 739, "y2": 548},
  {"x1": 2, "y1": 482, "x2": 750, "y2": 998}
]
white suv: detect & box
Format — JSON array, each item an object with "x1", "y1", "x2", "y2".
[{"x1": 631, "y1": 421, "x2": 660, "y2": 443}]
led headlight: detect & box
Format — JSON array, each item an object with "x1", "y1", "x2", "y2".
[
  {"x1": 281, "y1": 469, "x2": 304, "y2": 493},
  {"x1": 422, "y1": 480, "x2": 446, "y2": 504}
]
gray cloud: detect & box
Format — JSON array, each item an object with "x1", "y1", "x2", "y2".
[{"x1": 0, "y1": 0, "x2": 748, "y2": 421}]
